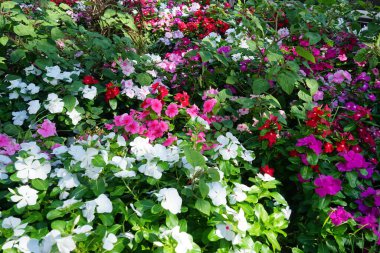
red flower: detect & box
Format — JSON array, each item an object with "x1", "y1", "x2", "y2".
[
  {"x1": 82, "y1": 75, "x2": 99, "y2": 85},
  {"x1": 105, "y1": 82, "x2": 120, "y2": 103},
  {"x1": 259, "y1": 130, "x2": 277, "y2": 147},
  {"x1": 324, "y1": 142, "x2": 334, "y2": 153},
  {"x1": 174, "y1": 92, "x2": 190, "y2": 107},
  {"x1": 336, "y1": 140, "x2": 349, "y2": 152},
  {"x1": 260, "y1": 165, "x2": 275, "y2": 176}
]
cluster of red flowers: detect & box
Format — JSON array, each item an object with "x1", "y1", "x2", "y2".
[
  {"x1": 105, "y1": 82, "x2": 120, "y2": 103},
  {"x1": 177, "y1": 14, "x2": 230, "y2": 39},
  {"x1": 306, "y1": 106, "x2": 332, "y2": 137},
  {"x1": 50, "y1": 0, "x2": 77, "y2": 6},
  {"x1": 151, "y1": 82, "x2": 169, "y2": 101},
  {"x1": 260, "y1": 165, "x2": 275, "y2": 176},
  {"x1": 82, "y1": 75, "x2": 99, "y2": 85},
  {"x1": 174, "y1": 91, "x2": 190, "y2": 107},
  {"x1": 258, "y1": 115, "x2": 282, "y2": 148}
]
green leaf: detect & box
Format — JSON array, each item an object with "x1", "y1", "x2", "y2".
[
  {"x1": 343, "y1": 123, "x2": 356, "y2": 132},
  {"x1": 31, "y1": 179, "x2": 49, "y2": 191},
  {"x1": 46, "y1": 210, "x2": 64, "y2": 220},
  {"x1": 92, "y1": 155, "x2": 106, "y2": 167},
  {"x1": 136, "y1": 73, "x2": 152, "y2": 86},
  {"x1": 199, "y1": 51, "x2": 213, "y2": 62},
  {"x1": 317, "y1": 243, "x2": 330, "y2": 253},
  {"x1": 99, "y1": 214, "x2": 114, "y2": 226},
  {"x1": 0, "y1": 36, "x2": 8, "y2": 46},
  {"x1": 292, "y1": 248, "x2": 304, "y2": 253},
  {"x1": 91, "y1": 178, "x2": 106, "y2": 196},
  {"x1": 296, "y1": 46, "x2": 316, "y2": 63},
  {"x1": 298, "y1": 90, "x2": 312, "y2": 103},
  {"x1": 51, "y1": 220, "x2": 66, "y2": 233},
  {"x1": 252, "y1": 78, "x2": 270, "y2": 94},
  {"x1": 13, "y1": 24, "x2": 36, "y2": 37},
  {"x1": 3, "y1": 123, "x2": 22, "y2": 136},
  {"x1": 1, "y1": 1, "x2": 17, "y2": 9},
  {"x1": 306, "y1": 79, "x2": 319, "y2": 96},
  {"x1": 277, "y1": 71, "x2": 297, "y2": 95},
  {"x1": 346, "y1": 172, "x2": 358, "y2": 188},
  {"x1": 166, "y1": 213, "x2": 178, "y2": 228},
  {"x1": 226, "y1": 75, "x2": 237, "y2": 85},
  {"x1": 51, "y1": 27, "x2": 65, "y2": 40},
  {"x1": 264, "y1": 230, "x2": 281, "y2": 250},
  {"x1": 354, "y1": 48, "x2": 367, "y2": 62},
  {"x1": 195, "y1": 199, "x2": 211, "y2": 216},
  {"x1": 103, "y1": 9, "x2": 117, "y2": 18},
  {"x1": 184, "y1": 146, "x2": 205, "y2": 168},
  {"x1": 255, "y1": 204, "x2": 269, "y2": 223},
  {"x1": 199, "y1": 179, "x2": 209, "y2": 199},
  {"x1": 10, "y1": 49, "x2": 26, "y2": 63},
  {"x1": 109, "y1": 99, "x2": 117, "y2": 110},
  {"x1": 301, "y1": 166, "x2": 313, "y2": 180},
  {"x1": 305, "y1": 32, "x2": 321, "y2": 45},
  {"x1": 318, "y1": 196, "x2": 331, "y2": 210},
  {"x1": 63, "y1": 95, "x2": 76, "y2": 112},
  {"x1": 306, "y1": 152, "x2": 319, "y2": 165}
]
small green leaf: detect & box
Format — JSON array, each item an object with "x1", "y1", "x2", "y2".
[
  {"x1": 99, "y1": 214, "x2": 114, "y2": 226},
  {"x1": 298, "y1": 90, "x2": 312, "y2": 102},
  {"x1": 306, "y1": 79, "x2": 319, "y2": 96},
  {"x1": 305, "y1": 32, "x2": 321, "y2": 45},
  {"x1": 46, "y1": 210, "x2": 64, "y2": 220},
  {"x1": 199, "y1": 51, "x2": 213, "y2": 62},
  {"x1": 13, "y1": 24, "x2": 36, "y2": 37},
  {"x1": 51, "y1": 220, "x2": 66, "y2": 233},
  {"x1": 184, "y1": 146, "x2": 205, "y2": 168},
  {"x1": 226, "y1": 75, "x2": 237, "y2": 85},
  {"x1": 0, "y1": 36, "x2": 8, "y2": 46},
  {"x1": 136, "y1": 73, "x2": 152, "y2": 86},
  {"x1": 10, "y1": 49, "x2": 26, "y2": 63},
  {"x1": 166, "y1": 213, "x2": 178, "y2": 228},
  {"x1": 264, "y1": 230, "x2": 281, "y2": 250},
  {"x1": 92, "y1": 155, "x2": 106, "y2": 167},
  {"x1": 199, "y1": 179, "x2": 209, "y2": 199},
  {"x1": 296, "y1": 46, "x2": 316, "y2": 63},
  {"x1": 90, "y1": 178, "x2": 106, "y2": 196},
  {"x1": 109, "y1": 99, "x2": 117, "y2": 110}
]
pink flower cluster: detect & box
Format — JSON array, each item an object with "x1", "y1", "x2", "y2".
[{"x1": 0, "y1": 134, "x2": 20, "y2": 156}]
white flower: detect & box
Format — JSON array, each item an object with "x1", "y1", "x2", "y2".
[
  {"x1": 27, "y1": 83, "x2": 40, "y2": 94},
  {"x1": 69, "y1": 146, "x2": 98, "y2": 168},
  {"x1": 66, "y1": 108, "x2": 82, "y2": 125},
  {"x1": 17, "y1": 236, "x2": 40, "y2": 253},
  {"x1": 45, "y1": 66, "x2": 62, "y2": 79},
  {"x1": 103, "y1": 233, "x2": 117, "y2": 251},
  {"x1": 130, "y1": 137, "x2": 153, "y2": 160},
  {"x1": 24, "y1": 65, "x2": 42, "y2": 76},
  {"x1": 82, "y1": 200, "x2": 97, "y2": 222},
  {"x1": 229, "y1": 183, "x2": 250, "y2": 204},
  {"x1": 207, "y1": 182, "x2": 227, "y2": 206},
  {"x1": 216, "y1": 223, "x2": 235, "y2": 241},
  {"x1": 27, "y1": 100, "x2": 40, "y2": 114},
  {"x1": 138, "y1": 162, "x2": 163, "y2": 179},
  {"x1": 95, "y1": 194, "x2": 113, "y2": 213},
  {"x1": 112, "y1": 156, "x2": 136, "y2": 178},
  {"x1": 44, "y1": 93, "x2": 64, "y2": 113},
  {"x1": 219, "y1": 143, "x2": 238, "y2": 160},
  {"x1": 84, "y1": 165, "x2": 102, "y2": 180},
  {"x1": 156, "y1": 188, "x2": 182, "y2": 214},
  {"x1": 56, "y1": 236, "x2": 76, "y2": 253},
  {"x1": 116, "y1": 135, "x2": 126, "y2": 146},
  {"x1": 59, "y1": 198, "x2": 79, "y2": 209},
  {"x1": 10, "y1": 185, "x2": 39, "y2": 208},
  {"x1": 82, "y1": 86, "x2": 97, "y2": 100},
  {"x1": 2, "y1": 216, "x2": 27, "y2": 236},
  {"x1": 9, "y1": 91, "x2": 19, "y2": 99},
  {"x1": 257, "y1": 173, "x2": 275, "y2": 181},
  {"x1": 73, "y1": 225, "x2": 93, "y2": 234},
  {"x1": 15, "y1": 156, "x2": 51, "y2": 182},
  {"x1": 12, "y1": 110, "x2": 28, "y2": 125},
  {"x1": 235, "y1": 209, "x2": 249, "y2": 232},
  {"x1": 130, "y1": 203, "x2": 142, "y2": 217},
  {"x1": 56, "y1": 169, "x2": 80, "y2": 189},
  {"x1": 282, "y1": 206, "x2": 292, "y2": 220},
  {"x1": 171, "y1": 226, "x2": 193, "y2": 253}
]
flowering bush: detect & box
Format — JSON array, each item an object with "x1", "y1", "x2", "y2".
[{"x1": 0, "y1": 0, "x2": 379, "y2": 252}]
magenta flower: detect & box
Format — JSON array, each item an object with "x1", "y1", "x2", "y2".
[
  {"x1": 314, "y1": 175, "x2": 342, "y2": 197},
  {"x1": 165, "y1": 103, "x2": 179, "y2": 118},
  {"x1": 336, "y1": 151, "x2": 370, "y2": 172},
  {"x1": 0, "y1": 134, "x2": 20, "y2": 156},
  {"x1": 330, "y1": 70, "x2": 351, "y2": 84},
  {"x1": 150, "y1": 99, "x2": 162, "y2": 116},
  {"x1": 330, "y1": 206, "x2": 352, "y2": 225},
  {"x1": 296, "y1": 135, "x2": 323, "y2": 155},
  {"x1": 37, "y1": 119, "x2": 57, "y2": 138},
  {"x1": 203, "y1": 99, "x2": 217, "y2": 113}
]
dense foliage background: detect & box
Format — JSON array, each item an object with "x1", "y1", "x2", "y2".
[{"x1": 0, "y1": 0, "x2": 379, "y2": 252}]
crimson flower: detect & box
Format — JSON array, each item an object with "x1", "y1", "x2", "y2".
[
  {"x1": 260, "y1": 165, "x2": 274, "y2": 176},
  {"x1": 82, "y1": 75, "x2": 99, "y2": 85},
  {"x1": 174, "y1": 92, "x2": 190, "y2": 107},
  {"x1": 105, "y1": 82, "x2": 120, "y2": 103}
]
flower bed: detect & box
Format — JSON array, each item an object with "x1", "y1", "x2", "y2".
[{"x1": 0, "y1": 0, "x2": 379, "y2": 252}]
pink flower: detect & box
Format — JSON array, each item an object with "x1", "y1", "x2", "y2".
[
  {"x1": 0, "y1": 134, "x2": 20, "y2": 156},
  {"x1": 165, "y1": 103, "x2": 179, "y2": 118},
  {"x1": 125, "y1": 121, "x2": 140, "y2": 134},
  {"x1": 203, "y1": 99, "x2": 217, "y2": 113},
  {"x1": 331, "y1": 70, "x2": 352, "y2": 84},
  {"x1": 186, "y1": 105, "x2": 199, "y2": 117},
  {"x1": 163, "y1": 134, "x2": 177, "y2": 146},
  {"x1": 329, "y1": 206, "x2": 352, "y2": 225},
  {"x1": 37, "y1": 119, "x2": 57, "y2": 138},
  {"x1": 296, "y1": 135, "x2": 323, "y2": 155},
  {"x1": 150, "y1": 99, "x2": 163, "y2": 115}
]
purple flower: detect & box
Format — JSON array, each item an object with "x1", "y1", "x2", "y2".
[
  {"x1": 341, "y1": 151, "x2": 369, "y2": 170},
  {"x1": 330, "y1": 70, "x2": 351, "y2": 84},
  {"x1": 330, "y1": 206, "x2": 353, "y2": 225},
  {"x1": 355, "y1": 215, "x2": 378, "y2": 231},
  {"x1": 313, "y1": 91, "x2": 324, "y2": 101},
  {"x1": 217, "y1": 46, "x2": 231, "y2": 55},
  {"x1": 296, "y1": 135, "x2": 323, "y2": 155},
  {"x1": 314, "y1": 175, "x2": 342, "y2": 197}
]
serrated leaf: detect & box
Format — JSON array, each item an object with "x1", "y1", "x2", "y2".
[{"x1": 296, "y1": 46, "x2": 316, "y2": 63}]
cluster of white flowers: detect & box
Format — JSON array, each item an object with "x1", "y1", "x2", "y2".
[
  {"x1": 43, "y1": 66, "x2": 82, "y2": 85},
  {"x1": 214, "y1": 132, "x2": 254, "y2": 162},
  {"x1": 7, "y1": 78, "x2": 40, "y2": 101}
]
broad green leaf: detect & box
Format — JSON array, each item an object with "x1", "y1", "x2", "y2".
[
  {"x1": 99, "y1": 214, "x2": 114, "y2": 226},
  {"x1": 10, "y1": 49, "x2": 26, "y2": 63},
  {"x1": 63, "y1": 95, "x2": 76, "y2": 112},
  {"x1": 31, "y1": 179, "x2": 49, "y2": 191},
  {"x1": 166, "y1": 213, "x2": 178, "y2": 228},
  {"x1": 109, "y1": 99, "x2": 117, "y2": 110},
  {"x1": 13, "y1": 24, "x2": 36, "y2": 37},
  {"x1": 195, "y1": 199, "x2": 211, "y2": 216},
  {"x1": 91, "y1": 178, "x2": 106, "y2": 196},
  {"x1": 199, "y1": 51, "x2": 213, "y2": 62},
  {"x1": 92, "y1": 155, "x2": 106, "y2": 167},
  {"x1": 184, "y1": 146, "x2": 205, "y2": 168},
  {"x1": 51, "y1": 220, "x2": 66, "y2": 233},
  {"x1": 264, "y1": 230, "x2": 281, "y2": 250},
  {"x1": 136, "y1": 73, "x2": 152, "y2": 86},
  {"x1": 199, "y1": 179, "x2": 209, "y2": 199},
  {"x1": 305, "y1": 32, "x2": 321, "y2": 45},
  {"x1": 277, "y1": 71, "x2": 297, "y2": 95},
  {"x1": 226, "y1": 75, "x2": 237, "y2": 85},
  {"x1": 296, "y1": 46, "x2": 316, "y2": 63},
  {"x1": 46, "y1": 210, "x2": 64, "y2": 220},
  {"x1": 298, "y1": 90, "x2": 312, "y2": 103},
  {"x1": 0, "y1": 36, "x2": 8, "y2": 46},
  {"x1": 252, "y1": 78, "x2": 270, "y2": 94}
]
